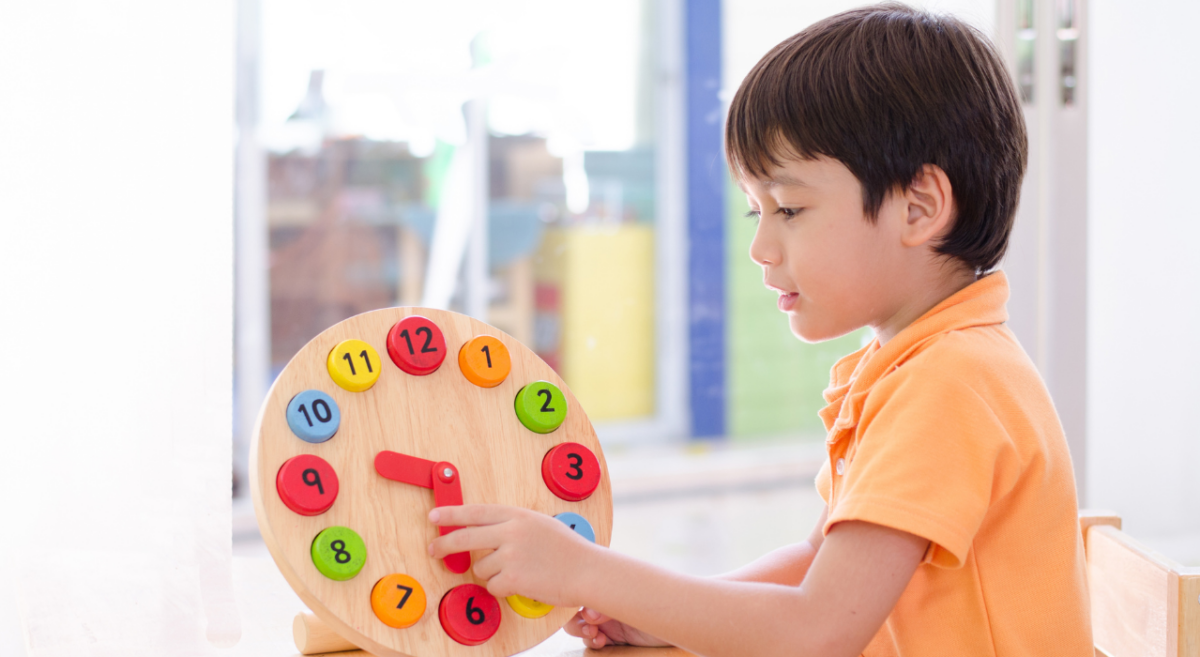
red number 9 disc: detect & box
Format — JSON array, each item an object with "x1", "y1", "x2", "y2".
[
  {"x1": 439, "y1": 583, "x2": 501, "y2": 646},
  {"x1": 276, "y1": 454, "x2": 339, "y2": 516},
  {"x1": 387, "y1": 315, "x2": 448, "y2": 375},
  {"x1": 541, "y1": 443, "x2": 600, "y2": 502}
]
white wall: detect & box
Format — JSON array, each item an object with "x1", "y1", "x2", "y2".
[
  {"x1": 0, "y1": 3, "x2": 235, "y2": 654},
  {"x1": 724, "y1": 0, "x2": 995, "y2": 99},
  {"x1": 1088, "y1": 0, "x2": 1200, "y2": 538}
]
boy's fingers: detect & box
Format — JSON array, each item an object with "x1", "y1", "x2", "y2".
[
  {"x1": 428, "y1": 525, "x2": 499, "y2": 558},
  {"x1": 582, "y1": 607, "x2": 609, "y2": 624},
  {"x1": 471, "y1": 550, "x2": 502, "y2": 581},
  {"x1": 563, "y1": 613, "x2": 590, "y2": 638},
  {"x1": 563, "y1": 620, "x2": 581, "y2": 638},
  {"x1": 429, "y1": 504, "x2": 518, "y2": 527}
]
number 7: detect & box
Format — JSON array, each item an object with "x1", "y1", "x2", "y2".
[{"x1": 396, "y1": 584, "x2": 413, "y2": 609}]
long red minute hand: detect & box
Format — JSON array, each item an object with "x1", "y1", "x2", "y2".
[{"x1": 374, "y1": 451, "x2": 471, "y2": 574}]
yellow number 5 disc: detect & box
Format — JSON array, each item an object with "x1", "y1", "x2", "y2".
[{"x1": 327, "y1": 339, "x2": 382, "y2": 392}]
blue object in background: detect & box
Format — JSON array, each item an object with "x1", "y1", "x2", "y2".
[
  {"x1": 686, "y1": 0, "x2": 726, "y2": 438},
  {"x1": 286, "y1": 390, "x2": 341, "y2": 443},
  {"x1": 554, "y1": 512, "x2": 596, "y2": 543},
  {"x1": 398, "y1": 201, "x2": 545, "y2": 270}
]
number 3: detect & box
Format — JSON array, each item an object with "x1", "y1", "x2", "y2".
[{"x1": 566, "y1": 453, "x2": 584, "y2": 480}]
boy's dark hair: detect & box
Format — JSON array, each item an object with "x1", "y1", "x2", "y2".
[{"x1": 725, "y1": 3, "x2": 1026, "y2": 273}]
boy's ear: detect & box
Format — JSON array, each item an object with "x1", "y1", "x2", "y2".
[{"x1": 899, "y1": 164, "x2": 955, "y2": 248}]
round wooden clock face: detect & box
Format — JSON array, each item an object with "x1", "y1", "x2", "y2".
[{"x1": 250, "y1": 308, "x2": 613, "y2": 657}]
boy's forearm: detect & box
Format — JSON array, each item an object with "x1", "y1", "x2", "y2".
[
  {"x1": 574, "y1": 545, "x2": 836, "y2": 657},
  {"x1": 715, "y1": 540, "x2": 817, "y2": 586}
]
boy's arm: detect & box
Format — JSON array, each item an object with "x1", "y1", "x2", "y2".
[
  {"x1": 567, "y1": 505, "x2": 830, "y2": 648},
  {"x1": 430, "y1": 505, "x2": 926, "y2": 657}
]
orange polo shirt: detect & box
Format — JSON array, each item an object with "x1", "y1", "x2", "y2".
[{"x1": 815, "y1": 272, "x2": 1092, "y2": 656}]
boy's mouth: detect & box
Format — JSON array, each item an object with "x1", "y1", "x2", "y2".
[
  {"x1": 777, "y1": 292, "x2": 799, "y2": 312},
  {"x1": 765, "y1": 281, "x2": 800, "y2": 312}
]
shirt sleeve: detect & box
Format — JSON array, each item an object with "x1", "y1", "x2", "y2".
[{"x1": 825, "y1": 362, "x2": 1018, "y2": 569}]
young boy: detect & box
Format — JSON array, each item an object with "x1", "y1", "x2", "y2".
[{"x1": 428, "y1": 4, "x2": 1093, "y2": 655}]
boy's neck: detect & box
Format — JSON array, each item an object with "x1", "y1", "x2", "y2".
[{"x1": 872, "y1": 266, "x2": 980, "y2": 346}]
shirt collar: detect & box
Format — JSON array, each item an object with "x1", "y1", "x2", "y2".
[{"x1": 818, "y1": 271, "x2": 1011, "y2": 440}]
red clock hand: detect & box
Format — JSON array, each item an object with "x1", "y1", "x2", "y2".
[
  {"x1": 375, "y1": 451, "x2": 471, "y2": 574},
  {"x1": 374, "y1": 451, "x2": 434, "y2": 487},
  {"x1": 431, "y1": 462, "x2": 470, "y2": 574}
]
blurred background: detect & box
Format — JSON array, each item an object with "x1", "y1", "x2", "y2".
[
  {"x1": 230, "y1": 0, "x2": 886, "y2": 573},
  {"x1": 2, "y1": 0, "x2": 1198, "y2": 654}
]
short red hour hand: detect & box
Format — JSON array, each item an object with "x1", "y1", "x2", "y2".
[
  {"x1": 374, "y1": 451, "x2": 471, "y2": 574},
  {"x1": 375, "y1": 451, "x2": 434, "y2": 488}
]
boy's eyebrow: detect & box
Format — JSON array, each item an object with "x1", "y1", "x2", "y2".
[
  {"x1": 735, "y1": 173, "x2": 810, "y2": 194},
  {"x1": 764, "y1": 173, "x2": 809, "y2": 187}
]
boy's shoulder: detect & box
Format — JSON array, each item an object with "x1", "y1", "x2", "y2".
[
  {"x1": 868, "y1": 322, "x2": 1062, "y2": 449},
  {"x1": 899, "y1": 321, "x2": 1040, "y2": 390}
]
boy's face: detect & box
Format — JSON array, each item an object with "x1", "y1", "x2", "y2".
[{"x1": 741, "y1": 155, "x2": 908, "y2": 343}]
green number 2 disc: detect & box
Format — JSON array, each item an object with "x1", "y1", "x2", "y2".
[
  {"x1": 514, "y1": 381, "x2": 567, "y2": 434},
  {"x1": 311, "y1": 526, "x2": 367, "y2": 581}
]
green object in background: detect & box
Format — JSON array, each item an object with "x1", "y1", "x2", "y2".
[
  {"x1": 311, "y1": 526, "x2": 367, "y2": 581},
  {"x1": 725, "y1": 179, "x2": 869, "y2": 441},
  {"x1": 422, "y1": 141, "x2": 456, "y2": 210},
  {"x1": 515, "y1": 381, "x2": 568, "y2": 434}
]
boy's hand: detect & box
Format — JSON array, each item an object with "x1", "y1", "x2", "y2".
[
  {"x1": 428, "y1": 504, "x2": 596, "y2": 606},
  {"x1": 564, "y1": 608, "x2": 668, "y2": 649}
]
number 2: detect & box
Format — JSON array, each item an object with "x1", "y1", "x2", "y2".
[{"x1": 537, "y1": 388, "x2": 555, "y2": 413}]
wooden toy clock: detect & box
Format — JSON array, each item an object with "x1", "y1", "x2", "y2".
[{"x1": 250, "y1": 307, "x2": 613, "y2": 657}]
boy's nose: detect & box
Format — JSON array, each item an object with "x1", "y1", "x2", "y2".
[{"x1": 748, "y1": 231, "x2": 776, "y2": 267}]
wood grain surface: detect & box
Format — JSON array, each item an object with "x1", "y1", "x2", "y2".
[
  {"x1": 293, "y1": 613, "x2": 697, "y2": 657},
  {"x1": 1086, "y1": 524, "x2": 1180, "y2": 657},
  {"x1": 251, "y1": 307, "x2": 613, "y2": 657}
]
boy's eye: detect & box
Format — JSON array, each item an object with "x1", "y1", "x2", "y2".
[{"x1": 775, "y1": 207, "x2": 803, "y2": 218}]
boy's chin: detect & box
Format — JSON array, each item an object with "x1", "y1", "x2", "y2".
[{"x1": 788, "y1": 314, "x2": 858, "y2": 344}]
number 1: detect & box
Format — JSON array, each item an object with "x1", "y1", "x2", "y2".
[{"x1": 481, "y1": 345, "x2": 492, "y2": 368}]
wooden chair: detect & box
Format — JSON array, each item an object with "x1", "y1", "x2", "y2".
[
  {"x1": 1082, "y1": 511, "x2": 1200, "y2": 657},
  {"x1": 293, "y1": 512, "x2": 1200, "y2": 657}
]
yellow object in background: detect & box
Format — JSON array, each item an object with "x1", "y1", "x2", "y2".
[
  {"x1": 506, "y1": 594, "x2": 554, "y2": 619},
  {"x1": 326, "y1": 339, "x2": 382, "y2": 392},
  {"x1": 542, "y1": 225, "x2": 655, "y2": 421}
]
